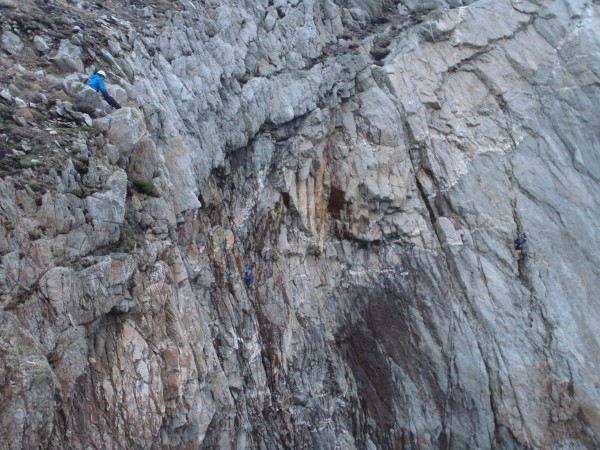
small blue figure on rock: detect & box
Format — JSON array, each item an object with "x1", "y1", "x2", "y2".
[
  {"x1": 514, "y1": 233, "x2": 528, "y2": 263},
  {"x1": 243, "y1": 268, "x2": 254, "y2": 287}
]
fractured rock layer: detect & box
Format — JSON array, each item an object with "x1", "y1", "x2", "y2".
[{"x1": 0, "y1": 0, "x2": 599, "y2": 448}]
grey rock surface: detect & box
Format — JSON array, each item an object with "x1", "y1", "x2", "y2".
[
  {"x1": 53, "y1": 39, "x2": 84, "y2": 73},
  {"x1": 33, "y1": 35, "x2": 50, "y2": 54},
  {"x1": 1, "y1": 31, "x2": 23, "y2": 55},
  {"x1": 0, "y1": 0, "x2": 599, "y2": 449}
]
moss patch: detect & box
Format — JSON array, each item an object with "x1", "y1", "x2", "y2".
[{"x1": 131, "y1": 177, "x2": 159, "y2": 197}]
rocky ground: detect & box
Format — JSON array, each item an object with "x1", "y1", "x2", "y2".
[{"x1": 1, "y1": 0, "x2": 600, "y2": 449}]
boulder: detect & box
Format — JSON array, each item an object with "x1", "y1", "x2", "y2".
[
  {"x1": 33, "y1": 36, "x2": 50, "y2": 54},
  {"x1": 0, "y1": 88, "x2": 12, "y2": 102},
  {"x1": 93, "y1": 107, "x2": 147, "y2": 160},
  {"x1": 1, "y1": 31, "x2": 23, "y2": 55},
  {"x1": 63, "y1": 78, "x2": 105, "y2": 110},
  {"x1": 53, "y1": 40, "x2": 84, "y2": 73},
  {"x1": 73, "y1": 102, "x2": 97, "y2": 115}
]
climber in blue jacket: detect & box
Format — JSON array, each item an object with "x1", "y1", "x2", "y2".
[
  {"x1": 243, "y1": 269, "x2": 254, "y2": 288},
  {"x1": 514, "y1": 233, "x2": 528, "y2": 262},
  {"x1": 87, "y1": 70, "x2": 122, "y2": 109}
]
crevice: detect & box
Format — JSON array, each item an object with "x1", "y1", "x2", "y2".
[
  {"x1": 414, "y1": 172, "x2": 437, "y2": 226},
  {"x1": 404, "y1": 122, "x2": 465, "y2": 445}
]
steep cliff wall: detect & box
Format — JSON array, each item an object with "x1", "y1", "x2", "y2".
[{"x1": 1, "y1": 0, "x2": 599, "y2": 448}]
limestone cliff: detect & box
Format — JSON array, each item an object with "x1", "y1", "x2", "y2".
[{"x1": 1, "y1": 0, "x2": 599, "y2": 448}]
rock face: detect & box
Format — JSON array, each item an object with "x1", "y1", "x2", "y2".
[{"x1": 0, "y1": 0, "x2": 599, "y2": 449}]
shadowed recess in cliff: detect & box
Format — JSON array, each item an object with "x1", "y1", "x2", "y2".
[{"x1": 328, "y1": 250, "x2": 458, "y2": 447}]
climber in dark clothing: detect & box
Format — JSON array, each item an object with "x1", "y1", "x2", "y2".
[
  {"x1": 87, "y1": 70, "x2": 122, "y2": 109},
  {"x1": 243, "y1": 269, "x2": 254, "y2": 287},
  {"x1": 514, "y1": 233, "x2": 528, "y2": 262}
]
